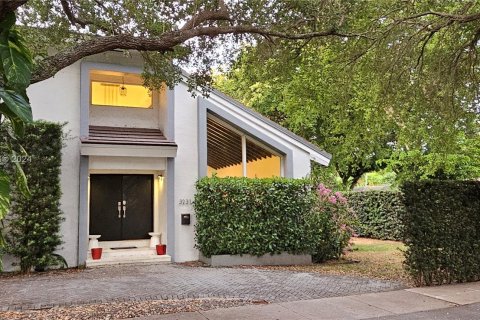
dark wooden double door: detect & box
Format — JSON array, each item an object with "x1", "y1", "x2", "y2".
[{"x1": 89, "y1": 174, "x2": 153, "y2": 241}]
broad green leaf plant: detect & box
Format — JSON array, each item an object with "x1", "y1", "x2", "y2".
[{"x1": 0, "y1": 12, "x2": 33, "y2": 271}]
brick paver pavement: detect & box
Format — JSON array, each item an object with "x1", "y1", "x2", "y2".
[{"x1": 0, "y1": 263, "x2": 405, "y2": 311}]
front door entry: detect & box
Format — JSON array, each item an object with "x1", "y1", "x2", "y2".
[{"x1": 89, "y1": 174, "x2": 153, "y2": 241}]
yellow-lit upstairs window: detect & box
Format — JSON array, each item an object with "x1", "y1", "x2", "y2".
[{"x1": 90, "y1": 70, "x2": 152, "y2": 108}]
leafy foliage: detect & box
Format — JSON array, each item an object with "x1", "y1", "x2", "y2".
[
  {"x1": 216, "y1": 13, "x2": 480, "y2": 187},
  {"x1": 308, "y1": 184, "x2": 356, "y2": 262},
  {"x1": 194, "y1": 177, "x2": 355, "y2": 262},
  {"x1": 215, "y1": 43, "x2": 395, "y2": 189},
  {"x1": 1, "y1": 121, "x2": 65, "y2": 273},
  {"x1": 14, "y1": 0, "x2": 364, "y2": 90},
  {"x1": 0, "y1": 11, "x2": 33, "y2": 271},
  {"x1": 347, "y1": 191, "x2": 404, "y2": 241},
  {"x1": 195, "y1": 177, "x2": 314, "y2": 257},
  {"x1": 400, "y1": 180, "x2": 480, "y2": 286},
  {"x1": 0, "y1": 12, "x2": 33, "y2": 134},
  {"x1": 386, "y1": 132, "x2": 480, "y2": 185}
]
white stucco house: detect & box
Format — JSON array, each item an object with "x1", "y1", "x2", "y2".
[{"x1": 20, "y1": 51, "x2": 331, "y2": 267}]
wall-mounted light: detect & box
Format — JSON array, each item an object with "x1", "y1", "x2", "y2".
[
  {"x1": 120, "y1": 76, "x2": 127, "y2": 96},
  {"x1": 158, "y1": 174, "x2": 164, "y2": 183}
]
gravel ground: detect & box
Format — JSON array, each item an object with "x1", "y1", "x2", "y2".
[{"x1": 0, "y1": 298, "x2": 259, "y2": 320}]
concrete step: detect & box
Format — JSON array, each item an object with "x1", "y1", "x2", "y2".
[
  {"x1": 86, "y1": 247, "x2": 171, "y2": 267},
  {"x1": 98, "y1": 239, "x2": 150, "y2": 249}
]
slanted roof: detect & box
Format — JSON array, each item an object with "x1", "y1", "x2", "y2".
[
  {"x1": 81, "y1": 126, "x2": 176, "y2": 147},
  {"x1": 210, "y1": 89, "x2": 331, "y2": 161},
  {"x1": 202, "y1": 91, "x2": 331, "y2": 167},
  {"x1": 179, "y1": 68, "x2": 331, "y2": 163}
]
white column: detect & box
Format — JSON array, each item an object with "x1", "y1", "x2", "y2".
[
  {"x1": 241, "y1": 135, "x2": 247, "y2": 177},
  {"x1": 153, "y1": 173, "x2": 160, "y2": 233}
]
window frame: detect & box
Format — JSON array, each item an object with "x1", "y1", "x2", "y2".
[
  {"x1": 207, "y1": 114, "x2": 285, "y2": 178},
  {"x1": 89, "y1": 70, "x2": 154, "y2": 109}
]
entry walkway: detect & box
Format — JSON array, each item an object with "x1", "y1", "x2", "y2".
[
  {"x1": 0, "y1": 263, "x2": 403, "y2": 311},
  {"x1": 138, "y1": 281, "x2": 480, "y2": 320}
]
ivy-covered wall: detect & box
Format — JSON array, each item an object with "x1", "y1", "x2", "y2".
[{"x1": 1, "y1": 121, "x2": 65, "y2": 272}]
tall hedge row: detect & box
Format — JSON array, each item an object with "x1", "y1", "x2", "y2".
[
  {"x1": 347, "y1": 191, "x2": 404, "y2": 240},
  {"x1": 401, "y1": 180, "x2": 480, "y2": 285},
  {"x1": 194, "y1": 177, "x2": 315, "y2": 257},
  {"x1": 194, "y1": 177, "x2": 355, "y2": 262},
  {"x1": 1, "y1": 121, "x2": 65, "y2": 272}
]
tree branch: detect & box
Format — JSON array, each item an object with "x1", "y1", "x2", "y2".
[
  {"x1": 60, "y1": 0, "x2": 89, "y2": 28},
  {"x1": 0, "y1": 0, "x2": 28, "y2": 21},
  {"x1": 59, "y1": 0, "x2": 113, "y2": 33},
  {"x1": 31, "y1": 25, "x2": 364, "y2": 83},
  {"x1": 395, "y1": 10, "x2": 480, "y2": 25},
  {"x1": 180, "y1": 0, "x2": 231, "y2": 31}
]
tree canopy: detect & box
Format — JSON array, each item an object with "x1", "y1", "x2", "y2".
[
  {"x1": 0, "y1": 0, "x2": 479, "y2": 188},
  {"x1": 3, "y1": 0, "x2": 370, "y2": 91},
  {"x1": 214, "y1": 0, "x2": 480, "y2": 187},
  {"x1": 216, "y1": 43, "x2": 396, "y2": 189}
]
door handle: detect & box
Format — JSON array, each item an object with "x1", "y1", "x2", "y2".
[
  {"x1": 117, "y1": 201, "x2": 121, "y2": 218},
  {"x1": 122, "y1": 200, "x2": 127, "y2": 218}
]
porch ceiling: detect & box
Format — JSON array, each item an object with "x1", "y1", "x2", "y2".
[{"x1": 207, "y1": 117, "x2": 275, "y2": 170}]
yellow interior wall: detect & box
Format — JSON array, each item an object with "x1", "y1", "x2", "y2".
[
  {"x1": 247, "y1": 155, "x2": 281, "y2": 178},
  {"x1": 208, "y1": 156, "x2": 281, "y2": 178},
  {"x1": 91, "y1": 81, "x2": 152, "y2": 108},
  {"x1": 208, "y1": 163, "x2": 243, "y2": 178}
]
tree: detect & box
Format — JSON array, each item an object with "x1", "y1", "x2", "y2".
[
  {"x1": 0, "y1": 1, "x2": 477, "y2": 105},
  {"x1": 0, "y1": 11, "x2": 32, "y2": 271},
  {"x1": 1, "y1": 0, "x2": 368, "y2": 90},
  {"x1": 215, "y1": 0, "x2": 480, "y2": 187},
  {"x1": 216, "y1": 43, "x2": 396, "y2": 189},
  {"x1": 1, "y1": 0, "x2": 479, "y2": 187}
]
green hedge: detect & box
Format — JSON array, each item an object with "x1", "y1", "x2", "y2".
[
  {"x1": 194, "y1": 177, "x2": 355, "y2": 262},
  {"x1": 347, "y1": 191, "x2": 404, "y2": 240},
  {"x1": 2, "y1": 121, "x2": 65, "y2": 272},
  {"x1": 194, "y1": 177, "x2": 315, "y2": 257},
  {"x1": 401, "y1": 180, "x2": 480, "y2": 285}
]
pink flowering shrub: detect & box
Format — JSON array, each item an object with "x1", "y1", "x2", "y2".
[{"x1": 306, "y1": 184, "x2": 358, "y2": 262}]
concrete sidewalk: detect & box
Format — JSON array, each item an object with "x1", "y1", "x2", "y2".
[{"x1": 136, "y1": 281, "x2": 480, "y2": 320}]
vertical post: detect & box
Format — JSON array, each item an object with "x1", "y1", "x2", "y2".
[
  {"x1": 78, "y1": 156, "x2": 89, "y2": 266},
  {"x1": 241, "y1": 135, "x2": 247, "y2": 177}
]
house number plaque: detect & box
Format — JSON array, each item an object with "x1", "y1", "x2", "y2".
[{"x1": 179, "y1": 199, "x2": 193, "y2": 206}]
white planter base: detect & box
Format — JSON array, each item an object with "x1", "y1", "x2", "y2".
[{"x1": 199, "y1": 252, "x2": 312, "y2": 267}]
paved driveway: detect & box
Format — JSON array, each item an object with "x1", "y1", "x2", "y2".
[{"x1": 0, "y1": 263, "x2": 405, "y2": 311}]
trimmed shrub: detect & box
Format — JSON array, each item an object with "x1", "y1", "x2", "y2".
[
  {"x1": 401, "y1": 180, "x2": 480, "y2": 286},
  {"x1": 195, "y1": 177, "x2": 315, "y2": 257},
  {"x1": 2, "y1": 121, "x2": 65, "y2": 272},
  {"x1": 194, "y1": 177, "x2": 356, "y2": 262},
  {"x1": 308, "y1": 184, "x2": 356, "y2": 262},
  {"x1": 347, "y1": 191, "x2": 404, "y2": 240}
]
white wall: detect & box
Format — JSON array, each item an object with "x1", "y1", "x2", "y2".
[
  {"x1": 27, "y1": 62, "x2": 82, "y2": 268},
  {"x1": 172, "y1": 83, "x2": 199, "y2": 262},
  {"x1": 291, "y1": 147, "x2": 313, "y2": 178}
]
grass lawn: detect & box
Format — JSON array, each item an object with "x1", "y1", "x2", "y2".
[{"x1": 250, "y1": 237, "x2": 411, "y2": 286}]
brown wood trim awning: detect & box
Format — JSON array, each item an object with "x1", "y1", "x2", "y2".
[
  {"x1": 81, "y1": 126, "x2": 177, "y2": 147},
  {"x1": 207, "y1": 117, "x2": 276, "y2": 169}
]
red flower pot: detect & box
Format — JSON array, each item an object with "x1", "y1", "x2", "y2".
[
  {"x1": 91, "y1": 248, "x2": 103, "y2": 260},
  {"x1": 156, "y1": 244, "x2": 166, "y2": 255}
]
